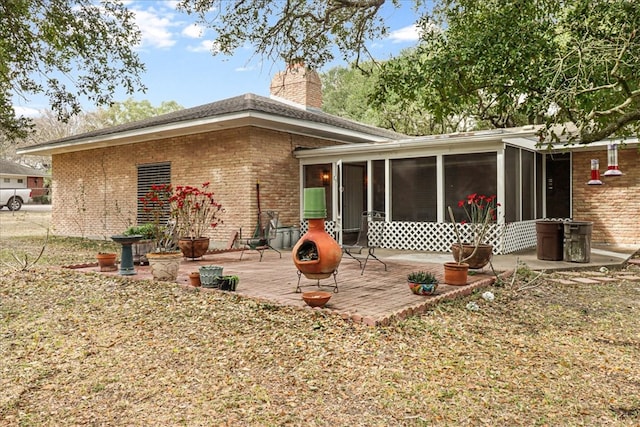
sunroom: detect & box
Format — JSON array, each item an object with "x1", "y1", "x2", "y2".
[{"x1": 294, "y1": 126, "x2": 571, "y2": 255}]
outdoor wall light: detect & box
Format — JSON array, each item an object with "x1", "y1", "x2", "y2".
[
  {"x1": 604, "y1": 143, "x2": 623, "y2": 176},
  {"x1": 321, "y1": 169, "x2": 330, "y2": 186},
  {"x1": 587, "y1": 159, "x2": 603, "y2": 185}
]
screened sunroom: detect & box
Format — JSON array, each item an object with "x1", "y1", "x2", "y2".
[{"x1": 294, "y1": 127, "x2": 570, "y2": 255}]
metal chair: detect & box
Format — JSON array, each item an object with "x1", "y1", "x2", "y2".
[
  {"x1": 240, "y1": 210, "x2": 282, "y2": 261},
  {"x1": 342, "y1": 211, "x2": 388, "y2": 274}
]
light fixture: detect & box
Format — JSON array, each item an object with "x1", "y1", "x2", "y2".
[
  {"x1": 321, "y1": 169, "x2": 330, "y2": 186},
  {"x1": 587, "y1": 159, "x2": 603, "y2": 185},
  {"x1": 604, "y1": 143, "x2": 623, "y2": 176}
]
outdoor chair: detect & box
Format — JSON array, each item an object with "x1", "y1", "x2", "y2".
[
  {"x1": 341, "y1": 210, "x2": 388, "y2": 275},
  {"x1": 240, "y1": 210, "x2": 282, "y2": 261}
]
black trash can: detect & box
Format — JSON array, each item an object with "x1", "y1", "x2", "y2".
[
  {"x1": 535, "y1": 220, "x2": 565, "y2": 261},
  {"x1": 564, "y1": 221, "x2": 593, "y2": 263}
]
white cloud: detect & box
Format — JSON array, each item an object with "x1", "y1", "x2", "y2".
[
  {"x1": 388, "y1": 24, "x2": 421, "y2": 43},
  {"x1": 13, "y1": 106, "x2": 42, "y2": 118},
  {"x1": 187, "y1": 39, "x2": 220, "y2": 54},
  {"x1": 182, "y1": 23, "x2": 203, "y2": 39},
  {"x1": 132, "y1": 7, "x2": 178, "y2": 49}
]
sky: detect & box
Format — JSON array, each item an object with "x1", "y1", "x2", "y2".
[{"x1": 14, "y1": 0, "x2": 425, "y2": 117}]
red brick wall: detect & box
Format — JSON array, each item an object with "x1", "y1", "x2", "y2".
[
  {"x1": 572, "y1": 146, "x2": 639, "y2": 246},
  {"x1": 51, "y1": 127, "x2": 338, "y2": 243}
]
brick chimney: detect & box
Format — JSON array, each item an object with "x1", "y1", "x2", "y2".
[{"x1": 269, "y1": 63, "x2": 322, "y2": 110}]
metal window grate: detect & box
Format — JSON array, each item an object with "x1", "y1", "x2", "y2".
[{"x1": 137, "y1": 162, "x2": 171, "y2": 224}]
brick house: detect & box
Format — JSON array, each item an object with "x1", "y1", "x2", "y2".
[
  {"x1": 19, "y1": 65, "x2": 639, "y2": 249},
  {"x1": 17, "y1": 65, "x2": 404, "y2": 241}
]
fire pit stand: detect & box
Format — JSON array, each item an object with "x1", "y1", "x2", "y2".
[{"x1": 295, "y1": 270, "x2": 339, "y2": 293}]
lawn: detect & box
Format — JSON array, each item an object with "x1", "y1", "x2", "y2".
[{"x1": 1, "y1": 212, "x2": 639, "y2": 425}]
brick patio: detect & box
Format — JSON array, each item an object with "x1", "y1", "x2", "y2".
[{"x1": 72, "y1": 249, "x2": 508, "y2": 326}]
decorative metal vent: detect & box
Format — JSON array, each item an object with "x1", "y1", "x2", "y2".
[{"x1": 137, "y1": 162, "x2": 171, "y2": 224}]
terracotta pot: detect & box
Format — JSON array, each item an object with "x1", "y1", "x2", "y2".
[
  {"x1": 451, "y1": 243, "x2": 493, "y2": 269},
  {"x1": 178, "y1": 237, "x2": 210, "y2": 260},
  {"x1": 443, "y1": 262, "x2": 469, "y2": 286},
  {"x1": 302, "y1": 291, "x2": 332, "y2": 307},
  {"x1": 147, "y1": 252, "x2": 182, "y2": 281},
  {"x1": 188, "y1": 272, "x2": 201, "y2": 287},
  {"x1": 96, "y1": 252, "x2": 117, "y2": 272}
]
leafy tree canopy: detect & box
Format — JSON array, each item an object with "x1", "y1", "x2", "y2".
[
  {"x1": 321, "y1": 60, "x2": 471, "y2": 136},
  {"x1": 1, "y1": 0, "x2": 146, "y2": 141},
  {"x1": 181, "y1": 0, "x2": 640, "y2": 144}
]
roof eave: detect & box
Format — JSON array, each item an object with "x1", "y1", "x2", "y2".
[{"x1": 17, "y1": 112, "x2": 391, "y2": 156}]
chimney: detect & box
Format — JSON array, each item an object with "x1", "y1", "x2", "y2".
[{"x1": 270, "y1": 63, "x2": 322, "y2": 110}]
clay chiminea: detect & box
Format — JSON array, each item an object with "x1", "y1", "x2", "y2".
[{"x1": 292, "y1": 188, "x2": 343, "y2": 282}]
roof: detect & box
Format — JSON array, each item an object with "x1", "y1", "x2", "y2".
[
  {"x1": 18, "y1": 94, "x2": 406, "y2": 156},
  {"x1": 0, "y1": 159, "x2": 49, "y2": 177}
]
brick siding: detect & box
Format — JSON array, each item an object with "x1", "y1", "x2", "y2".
[
  {"x1": 269, "y1": 64, "x2": 322, "y2": 109},
  {"x1": 572, "y1": 147, "x2": 639, "y2": 246},
  {"x1": 51, "y1": 127, "x2": 339, "y2": 243}
]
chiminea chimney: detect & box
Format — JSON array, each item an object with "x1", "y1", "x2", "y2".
[{"x1": 270, "y1": 63, "x2": 322, "y2": 110}]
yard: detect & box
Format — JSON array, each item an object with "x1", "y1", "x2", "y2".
[{"x1": 1, "y1": 211, "x2": 639, "y2": 425}]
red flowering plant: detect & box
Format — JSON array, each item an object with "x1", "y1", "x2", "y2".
[
  {"x1": 169, "y1": 182, "x2": 223, "y2": 239},
  {"x1": 447, "y1": 193, "x2": 500, "y2": 264},
  {"x1": 139, "y1": 183, "x2": 178, "y2": 252}
]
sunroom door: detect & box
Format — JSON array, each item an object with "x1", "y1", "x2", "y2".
[{"x1": 339, "y1": 162, "x2": 367, "y2": 246}]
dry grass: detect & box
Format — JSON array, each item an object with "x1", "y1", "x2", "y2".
[{"x1": 1, "y1": 212, "x2": 640, "y2": 426}]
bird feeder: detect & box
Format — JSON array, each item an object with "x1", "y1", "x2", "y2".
[
  {"x1": 587, "y1": 159, "x2": 603, "y2": 185},
  {"x1": 604, "y1": 143, "x2": 623, "y2": 176}
]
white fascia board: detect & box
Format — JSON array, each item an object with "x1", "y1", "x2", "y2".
[
  {"x1": 17, "y1": 111, "x2": 387, "y2": 156},
  {"x1": 294, "y1": 132, "x2": 520, "y2": 161}
]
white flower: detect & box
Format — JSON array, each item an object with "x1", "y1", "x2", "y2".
[
  {"x1": 599, "y1": 266, "x2": 609, "y2": 273},
  {"x1": 466, "y1": 301, "x2": 479, "y2": 311},
  {"x1": 482, "y1": 291, "x2": 495, "y2": 302}
]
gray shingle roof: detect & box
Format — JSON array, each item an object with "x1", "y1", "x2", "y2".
[
  {"x1": 0, "y1": 159, "x2": 48, "y2": 177},
  {"x1": 28, "y1": 93, "x2": 405, "y2": 148}
]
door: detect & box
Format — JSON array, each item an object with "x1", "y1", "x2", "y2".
[
  {"x1": 545, "y1": 153, "x2": 571, "y2": 218},
  {"x1": 340, "y1": 162, "x2": 367, "y2": 245}
]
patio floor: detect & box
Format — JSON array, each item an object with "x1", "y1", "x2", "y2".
[
  {"x1": 72, "y1": 249, "x2": 506, "y2": 326},
  {"x1": 71, "y1": 245, "x2": 636, "y2": 326}
]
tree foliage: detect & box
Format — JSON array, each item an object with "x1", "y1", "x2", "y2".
[
  {"x1": 180, "y1": 0, "x2": 640, "y2": 144},
  {"x1": 1, "y1": 0, "x2": 146, "y2": 141},
  {"x1": 374, "y1": 0, "x2": 640, "y2": 144},
  {"x1": 321, "y1": 61, "x2": 469, "y2": 135}
]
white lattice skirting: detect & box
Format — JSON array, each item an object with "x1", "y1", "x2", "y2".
[{"x1": 301, "y1": 219, "x2": 540, "y2": 255}]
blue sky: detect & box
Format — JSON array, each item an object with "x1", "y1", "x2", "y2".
[{"x1": 14, "y1": 0, "x2": 424, "y2": 116}]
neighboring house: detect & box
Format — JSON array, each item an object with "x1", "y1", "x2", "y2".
[
  {"x1": 18, "y1": 65, "x2": 639, "y2": 249},
  {"x1": 0, "y1": 159, "x2": 49, "y2": 199}
]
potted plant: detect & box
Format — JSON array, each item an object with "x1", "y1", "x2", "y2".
[
  {"x1": 139, "y1": 184, "x2": 182, "y2": 281},
  {"x1": 170, "y1": 182, "x2": 223, "y2": 260},
  {"x1": 407, "y1": 271, "x2": 438, "y2": 295},
  {"x1": 123, "y1": 223, "x2": 156, "y2": 264},
  {"x1": 449, "y1": 193, "x2": 499, "y2": 269}
]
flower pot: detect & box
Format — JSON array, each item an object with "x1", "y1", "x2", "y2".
[
  {"x1": 146, "y1": 252, "x2": 182, "y2": 282},
  {"x1": 302, "y1": 291, "x2": 332, "y2": 307},
  {"x1": 188, "y1": 272, "x2": 201, "y2": 287},
  {"x1": 199, "y1": 265, "x2": 223, "y2": 288},
  {"x1": 178, "y1": 237, "x2": 210, "y2": 260},
  {"x1": 96, "y1": 252, "x2": 117, "y2": 272},
  {"x1": 443, "y1": 262, "x2": 469, "y2": 286},
  {"x1": 216, "y1": 275, "x2": 239, "y2": 291},
  {"x1": 408, "y1": 281, "x2": 438, "y2": 295},
  {"x1": 451, "y1": 243, "x2": 493, "y2": 269}
]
